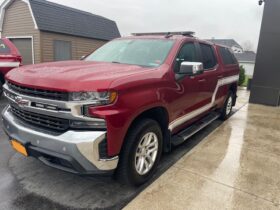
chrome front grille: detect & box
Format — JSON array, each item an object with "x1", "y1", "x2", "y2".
[
  {"x1": 11, "y1": 105, "x2": 70, "y2": 131},
  {"x1": 7, "y1": 82, "x2": 69, "y2": 101},
  {"x1": 3, "y1": 83, "x2": 105, "y2": 128}
]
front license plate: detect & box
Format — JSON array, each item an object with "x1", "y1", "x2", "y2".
[{"x1": 11, "y1": 140, "x2": 28, "y2": 157}]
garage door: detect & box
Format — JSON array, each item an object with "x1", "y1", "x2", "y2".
[{"x1": 9, "y1": 38, "x2": 33, "y2": 65}]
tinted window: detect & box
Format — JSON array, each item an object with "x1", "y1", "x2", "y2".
[
  {"x1": 0, "y1": 40, "x2": 11, "y2": 54},
  {"x1": 174, "y1": 43, "x2": 198, "y2": 72},
  {"x1": 86, "y1": 39, "x2": 174, "y2": 67},
  {"x1": 199, "y1": 43, "x2": 217, "y2": 69},
  {"x1": 219, "y1": 47, "x2": 237, "y2": 65}
]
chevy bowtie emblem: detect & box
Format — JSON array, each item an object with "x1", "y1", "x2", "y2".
[{"x1": 15, "y1": 96, "x2": 29, "y2": 107}]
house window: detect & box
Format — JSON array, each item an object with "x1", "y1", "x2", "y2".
[{"x1": 54, "y1": 40, "x2": 72, "y2": 61}]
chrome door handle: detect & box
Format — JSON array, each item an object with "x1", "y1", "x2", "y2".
[{"x1": 217, "y1": 75, "x2": 223, "y2": 79}]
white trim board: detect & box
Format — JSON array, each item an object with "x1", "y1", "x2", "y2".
[{"x1": 0, "y1": 0, "x2": 38, "y2": 34}]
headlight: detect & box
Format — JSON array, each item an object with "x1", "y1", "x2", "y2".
[{"x1": 69, "y1": 91, "x2": 117, "y2": 106}]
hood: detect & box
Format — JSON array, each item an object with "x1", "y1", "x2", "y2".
[{"x1": 6, "y1": 60, "x2": 153, "y2": 92}]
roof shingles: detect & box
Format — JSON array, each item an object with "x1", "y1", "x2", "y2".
[{"x1": 29, "y1": 0, "x2": 120, "y2": 41}]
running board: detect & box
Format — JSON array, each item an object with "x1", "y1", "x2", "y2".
[{"x1": 171, "y1": 111, "x2": 220, "y2": 146}]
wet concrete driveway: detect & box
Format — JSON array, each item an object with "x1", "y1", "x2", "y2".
[{"x1": 125, "y1": 96, "x2": 280, "y2": 209}]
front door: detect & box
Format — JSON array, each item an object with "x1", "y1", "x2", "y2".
[{"x1": 169, "y1": 41, "x2": 202, "y2": 131}]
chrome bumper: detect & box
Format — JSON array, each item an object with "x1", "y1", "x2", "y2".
[{"x1": 1, "y1": 106, "x2": 118, "y2": 173}]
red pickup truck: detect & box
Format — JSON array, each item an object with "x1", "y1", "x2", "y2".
[
  {"x1": 0, "y1": 38, "x2": 22, "y2": 96},
  {"x1": 2, "y1": 32, "x2": 239, "y2": 186}
]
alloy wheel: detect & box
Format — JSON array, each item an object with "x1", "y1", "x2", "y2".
[
  {"x1": 226, "y1": 96, "x2": 233, "y2": 116},
  {"x1": 134, "y1": 132, "x2": 159, "y2": 175}
]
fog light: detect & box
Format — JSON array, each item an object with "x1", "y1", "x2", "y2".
[{"x1": 70, "y1": 120, "x2": 106, "y2": 129}]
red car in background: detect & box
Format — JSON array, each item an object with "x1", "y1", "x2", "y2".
[{"x1": 0, "y1": 38, "x2": 22, "y2": 96}]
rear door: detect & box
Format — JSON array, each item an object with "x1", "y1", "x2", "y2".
[
  {"x1": 217, "y1": 46, "x2": 240, "y2": 101},
  {"x1": 195, "y1": 42, "x2": 223, "y2": 108}
]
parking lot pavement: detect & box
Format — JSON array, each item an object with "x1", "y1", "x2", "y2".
[
  {"x1": 125, "y1": 99, "x2": 280, "y2": 209},
  {"x1": 0, "y1": 90, "x2": 249, "y2": 210}
]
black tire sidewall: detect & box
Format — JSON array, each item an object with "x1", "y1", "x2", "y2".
[
  {"x1": 0, "y1": 80, "x2": 3, "y2": 97},
  {"x1": 221, "y1": 91, "x2": 233, "y2": 120},
  {"x1": 120, "y1": 119, "x2": 163, "y2": 186}
]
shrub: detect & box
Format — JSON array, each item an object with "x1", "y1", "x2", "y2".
[{"x1": 239, "y1": 65, "x2": 246, "y2": 86}]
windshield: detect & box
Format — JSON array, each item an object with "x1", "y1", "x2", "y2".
[{"x1": 85, "y1": 39, "x2": 175, "y2": 67}]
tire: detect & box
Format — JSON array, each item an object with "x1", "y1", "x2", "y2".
[
  {"x1": 0, "y1": 80, "x2": 3, "y2": 98},
  {"x1": 220, "y1": 91, "x2": 234, "y2": 120},
  {"x1": 116, "y1": 118, "x2": 163, "y2": 186}
]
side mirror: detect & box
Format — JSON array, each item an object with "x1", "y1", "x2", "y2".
[{"x1": 179, "y1": 62, "x2": 204, "y2": 76}]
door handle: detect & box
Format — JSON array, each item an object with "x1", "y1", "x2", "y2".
[
  {"x1": 217, "y1": 75, "x2": 223, "y2": 79},
  {"x1": 198, "y1": 79, "x2": 206, "y2": 82}
]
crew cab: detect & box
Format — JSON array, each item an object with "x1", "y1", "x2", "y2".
[
  {"x1": 1, "y1": 32, "x2": 239, "y2": 186},
  {"x1": 0, "y1": 38, "x2": 22, "y2": 96}
]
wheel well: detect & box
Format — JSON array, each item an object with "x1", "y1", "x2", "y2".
[
  {"x1": 132, "y1": 107, "x2": 169, "y2": 131},
  {"x1": 125, "y1": 107, "x2": 171, "y2": 153}
]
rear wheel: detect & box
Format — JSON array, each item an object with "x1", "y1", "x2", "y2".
[
  {"x1": 0, "y1": 80, "x2": 3, "y2": 97},
  {"x1": 116, "y1": 118, "x2": 163, "y2": 186},
  {"x1": 220, "y1": 91, "x2": 234, "y2": 120}
]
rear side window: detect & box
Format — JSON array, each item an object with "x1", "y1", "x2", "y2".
[
  {"x1": 0, "y1": 40, "x2": 11, "y2": 54},
  {"x1": 219, "y1": 47, "x2": 237, "y2": 65},
  {"x1": 199, "y1": 43, "x2": 217, "y2": 70}
]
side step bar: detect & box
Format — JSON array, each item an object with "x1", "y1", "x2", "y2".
[{"x1": 171, "y1": 111, "x2": 220, "y2": 146}]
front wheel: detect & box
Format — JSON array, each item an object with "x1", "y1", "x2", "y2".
[
  {"x1": 220, "y1": 91, "x2": 234, "y2": 120},
  {"x1": 116, "y1": 118, "x2": 163, "y2": 186}
]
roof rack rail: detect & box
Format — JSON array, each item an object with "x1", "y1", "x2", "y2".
[{"x1": 131, "y1": 31, "x2": 195, "y2": 38}]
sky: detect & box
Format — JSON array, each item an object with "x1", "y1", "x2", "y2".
[{"x1": 1, "y1": 0, "x2": 264, "y2": 51}]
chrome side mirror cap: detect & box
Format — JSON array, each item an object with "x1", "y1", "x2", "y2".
[{"x1": 179, "y1": 62, "x2": 204, "y2": 76}]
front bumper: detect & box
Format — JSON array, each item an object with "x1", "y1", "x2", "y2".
[{"x1": 1, "y1": 106, "x2": 119, "y2": 174}]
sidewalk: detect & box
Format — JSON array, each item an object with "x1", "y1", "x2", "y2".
[{"x1": 125, "y1": 91, "x2": 280, "y2": 210}]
